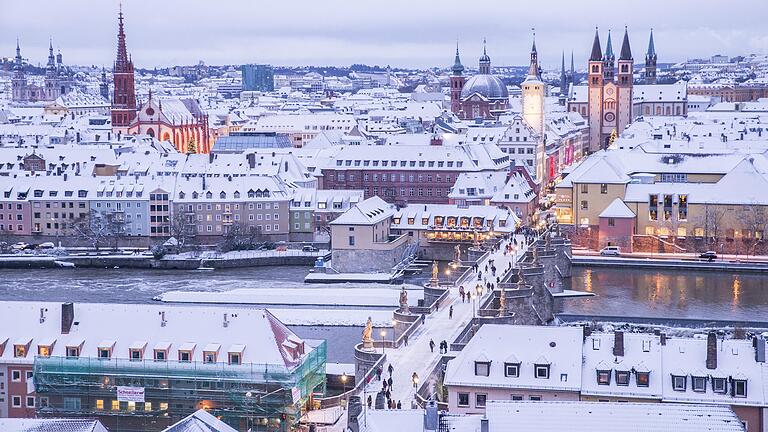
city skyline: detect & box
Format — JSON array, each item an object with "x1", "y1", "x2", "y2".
[{"x1": 1, "y1": 0, "x2": 767, "y2": 69}]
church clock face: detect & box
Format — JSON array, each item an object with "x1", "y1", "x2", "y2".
[
  {"x1": 604, "y1": 112, "x2": 616, "y2": 122},
  {"x1": 606, "y1": 87, "x2": 614, "y2": 96}
]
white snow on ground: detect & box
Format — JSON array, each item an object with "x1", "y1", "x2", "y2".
[
  {"x1": 269, "y1": 308, "x2": 394, "y2": 327},
  {"x1": 157, "y1": 285, "x2": 423, "y2": 307},
  {"x1": 365, "y1": 234, "x2": 530, "y2": 405}
]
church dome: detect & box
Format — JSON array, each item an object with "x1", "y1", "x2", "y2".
[{"x1": 460, "y1": 74, "x2": 509, "y2": 100}]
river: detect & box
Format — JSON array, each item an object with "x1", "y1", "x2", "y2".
[{"x1": 3, "y1": 265, "x2": 766, "y2": 361}]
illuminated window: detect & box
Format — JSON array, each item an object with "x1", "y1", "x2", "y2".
[
  {"x1": 160, "y1": 402, "x2": 169, "y2": 411},
  {"x1": 111, "y1": 400, "x2": 120, "y2": 411},
  {"x1": 14, "y1": 345, "x2": 27, "y2": 358},
  {"x1": 95, "y1": 399, "x2": 104, "y2": 410},
  {"x1": 38, "y1": 345, "x2": 52, "y2": 357},
  {"x1": 127, "y1": 401, "x2": 136, "y2": 411},
  {"x1": 144, "y1": 402, "x2": 152, "y2": 411},
  {"x1": 597, "y1": 370, "x2": 611, "y2": 385}
]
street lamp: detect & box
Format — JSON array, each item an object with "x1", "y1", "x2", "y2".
[
  {"x1": 391, "y1": 319, "x2": 398, "y2": 346},
  {"x1": 341, "y1": 372, "x2": 348, "y2": 396},
  {"x1": 380, "y1": 330, "x2": 386, "y2": 354}
]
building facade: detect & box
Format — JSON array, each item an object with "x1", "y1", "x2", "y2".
[
  {"x1": 242, "y1": 64, "x2": 275, "y2": 92},
  {"x1": 111, "y1": 7, "x2": 137, "y2": 132}
]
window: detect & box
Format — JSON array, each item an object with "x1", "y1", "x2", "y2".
[
  {"x1": 712, "y1": 377, "x2": 727, "y2": 394},
  {"x1": 26, "y1": 396, "x2": 35, "y2": 408},
  {"x1": 39, "y1": 397, "x2": 49, "y2": 408},
  {"x1": 228, "y1": 352, "x2": 241, "y2": 365},
  {"x1": 160, "y1": 402, "x2": 169, "y2": 411},
  {"x1": 348, "y1": 235, "x2": 355, "y2": 246},
  {"x1": 12, "y1": 396, "x2": 21, "y2": 407},
  {"x1": 474, "y1": 361, "x2": 490, "y2": 377},
  {"x1": 64, "y1": 397, "x2": 81, "y2": 411},
  {"x1": 475, "y1": 393, "x2": 487, "y2": 408},
  {"x1": 733, "y1": 379, "x2": 747, "y2": 398},
  {"x1": 597, "y1": 370, "x2": 611, "y2": 385},
  {"x1": 636, "y1": 371, "x2": 650, "y2": 387},
  {"x1": 203, "y1": 351, "x2": 217, "y2": 363},
  {"x1": 457, "y1": 393, "x2": 469, "y2": 407},
  {"x1": 692, "y1": 376, "x2": 707, "y2": 393},
  {"x1": 111, "y1": 400, "x2": 120, "y2": 411},
  {"x1": 600, "y1": 184, "x2": 608, "y2": 194},
  {"x1": 179, "y1": 351, "x2": 191, "y2": 362},
  {"x1": 608, "y1": 217, "x2": 615, "y2": 227},
  {"x1": 26, "y1": 371, "x2": 33, "y2": 380},
  {"x1": 129, "y1": 349, "x2": 142, "y2": 361},
  {"x1": 671, "y1": 375, "x2": 687, "y2": 391},
  {"x1": 504, "y1": 362, "x2": 520, "y2": 378},
  {"x1": 580, "y1": 184, "x2": 588, "y2": 194},
  {"x1": 11, "y1": 370, "x2": 21, "y2": 382},
  {"x1": 144, "y1": 402, "x2": 152, "y2": 411},
  {"x1": 95, "y1": 399, "x2": 104, "y2": 410},
  {"x1": 534, "y1": 364, "x2": 550, "y2": 379},
  {"x1": 511, "y1": 395, "x2": 523, "y2": 401},
  {"x1": 615, "y1": 370, "x2": 630, "y2": 386},
  {"x1": 580, "y1": 200, "x2": 588, "y2": 210},
  {"x1": 529, "y1": 395, "x2": 541, "y2": 401},
  {"x1": 98, "y1": 348, "x2": 111, "y2": 359},
  {"x1": 14, "y1": 344, "x2": 27, "y2": 358},
  {"x1": 66, "y1": 346, "x2": 80, "y2": 357}
]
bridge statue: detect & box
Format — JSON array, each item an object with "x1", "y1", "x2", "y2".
[
  {"x1": 430, "y1": 260, "x2": 440, "y2": 288},
  {"x1": 454, "y1": 244, "x2": 461, "y2": 263},
  {"x1": 362, "y1": 316, "x2": 374, "y2": 350},
  {"x1": 399, "y1": 286, "x2": 410, "y2": 314}
]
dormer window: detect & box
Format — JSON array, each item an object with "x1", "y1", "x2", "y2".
[
  {"x1": 228, "y1": 352, "x2": 241, "y2": 365},
  {"x1": 66, "y1": 340, "x2": 84, "y2": 358},
  {"x1": 129, "y1": 349, "x2": 142, "y2": 360},
  {"x1": 504, "y1": 362, "x2": 520, "y2": 378},
  {"x1": 474, "y1": 361, "x2": 491, "y2": 377},
  {"x1": 691, "y1": 375, "x2": 707, "y2": 392},
  {"x1": 597, "y1": 369, "x2": 611, "y2": 385},
  {"x1": 534, "y1": 364, "x2": 550, "y2": 379},
  {"x1": 37, "y1": 341, "x2": 55, "y2": 357},
  {"x1": 671, "y1": 374, "x2": 687, "y2": 391},
  {"x1": 178, "y1": 342, "x2": 195, "y2": 362},
  {"x1": 14, "y1": 339, "x2": 31, "y2": 358},
  {"x1": 712, "y1": 377, "x2": 727, "y2": 394},
  {"x1": 98, "y1": 348, "x2": 111, "y2": 359},
  {"x1": 636, "y1": 371, "x2": 650, "y2": 387},
  {"x1": 615, "y1": 370, "x2": 630, "y2": 386},
  {"x1": 732, "y1": 379, "x2": 747, "y2": 398},
  {"x1": 203, "y1": 343, "x2": 220, "y2": 364}
]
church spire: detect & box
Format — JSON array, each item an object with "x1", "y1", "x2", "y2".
[
  {"x1": 559, "y1": 51, "x2": 568, "y2": 106},
  {"x1": 647, "y1": 28, "x2": 656, "y2": 58},
  {"x1": 589, "y1": 28, "x2": 602, "y2": 61},
  {"x1": 116, "y1": 3, "x2": 129, "y2": 68},
  {"x1": 619, "y1": 26, "x2": 633, "y2": 61},
  {"x1": 47, "y1": 38, "x2": 56, "y2": 69},
  {"x1": 528, "y1": 29, "x2": 539, "y2": 78},
  {"x1": 452, "y1": 40, "x2": 464, "y2": 76},
  {"x1": 604, "y1": 30, "x2": 615, "y2": 61}
]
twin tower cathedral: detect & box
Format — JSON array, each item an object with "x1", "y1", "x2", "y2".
[{"x1": 449, "y1": 28, "x2": 663, "y2": 152}]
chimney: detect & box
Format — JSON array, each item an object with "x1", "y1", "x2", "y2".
[
  {"x1": 706, "y1": 331, "x2": 718, "y2": 370},
  {"x1": 61, "y1": 302, "x2": 74, "y2": 334},
  {"x1": 660, "y1": 333, "x2": 667, "y2": 346},
  {"x1": 613, "y1": 331, "x2": 625, "y2": 357},
  {"x1": 430, "y1": 135, "x2": 443, "y2": 146},
  {"x1": 583, "y1": 325, "x2": 592, "y2": 340},
  {"x1": 755, "y1": 334, "x2": 766, "y2": 363}
]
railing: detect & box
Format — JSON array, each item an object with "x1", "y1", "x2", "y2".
[{"x1": 316, "y1": 350, "x2": 386, "y2": 409}]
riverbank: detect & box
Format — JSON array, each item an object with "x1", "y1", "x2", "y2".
[
  {"x1": 571, "y1": 255, "x2": 768, "y2": 273},
  {"x1": 0, "y1": 249, "x2": 329, "y2": 269}
]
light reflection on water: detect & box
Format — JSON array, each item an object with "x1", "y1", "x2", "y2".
[{"x1": 563, "y1": 267, "x2": 768, "y2": 321}]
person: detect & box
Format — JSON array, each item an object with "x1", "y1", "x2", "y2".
[
  {"x1": 404, "y1": 334, "x2": 409, "y2": 346},
  {"x1": 397, "y1": 400, "x2": 402, "y2": 409},
  {"x1": 388, "y1": 364, "x2": 393, "y2": 376},
  {"x1": 367, "y1": 395, "x2": 372, "y2": 409},
  {"x1": 387, "y1": 376, "x2": 392, "y2": 389},
  {"x1": 429, "y1": 339, "x2": 435, "y2": 353},
  {"x1": 383, "y1": 380, "x2": 388, "y2": 390},
  {"x1": 421, "y1": 314, "x2": 426, "y2": 325},
  {"x1": 385, "y1": 389, "x2": 391, "y2": 401},
  {"x1": 375, "y1": 367, "x2": 382, "y2": 381},
  {"x1": 412, "y1": 372, "x2": 419, "y2": 388},
  {"x1": 449, "y1": 305, "x2": 453, "y2": 319}
]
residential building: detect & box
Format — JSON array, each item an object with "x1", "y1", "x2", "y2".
[{"x1": 0, "y1": 301, "x2": 326, "y2": 431}]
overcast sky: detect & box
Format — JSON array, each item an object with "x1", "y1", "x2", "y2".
[{"x1": 2, "y1": 0, "x2": 767, "y2": 70}]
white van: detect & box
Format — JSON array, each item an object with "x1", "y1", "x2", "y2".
[{"x1": 599, "y1": 246, "x2": 621, "y2": 256}]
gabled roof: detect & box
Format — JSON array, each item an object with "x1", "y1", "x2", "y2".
[
  {"x1": 599, "y1": 198, "x2": 635, "y2": 218},
  {"x1": 162, "y1": 409, "x2": 238, "y2": 432},
  {"x1": 330, "y1": 196, "x2": 394, "y2": 226}
]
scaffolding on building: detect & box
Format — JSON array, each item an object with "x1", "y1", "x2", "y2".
[{"x1": 33, "y1": 341, "x2": 326, "y2": 432}]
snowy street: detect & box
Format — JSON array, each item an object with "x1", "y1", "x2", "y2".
[{"x1": 363, "y1": 234, "x2": 529, "y2": 407}]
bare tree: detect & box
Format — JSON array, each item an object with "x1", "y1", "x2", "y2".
[
  {"x1": 695, "y1": 204, "x2": 726, "y2": 246},
  {"x1": 219, "y1": 222, "x2": 262, "y2": 252},
  {"x1": 169, "y1": 210, "x2": 197, "y2": 250},
  {"x1": 73, "y1": 209, "x2": 125, "y2": 250},
  {"x1": 741, "y1": 204, "x2": 768, "y2": 255}
]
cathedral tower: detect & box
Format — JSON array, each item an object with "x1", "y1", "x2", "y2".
[
  {"x1": 44, "y1": 39, "x2": 60, "y2": 101},
  {"x1": 617, "y1": 27, "x2": 634, "y2": 132},
  {"x1": 450, "y1": 42, "x2": 466, "y2": 115},
  {"x1": 11, "y1": 39, "x2": 28, "y2": 103},
  {"x1": 111, "y1": 5, "x2": 137, "y2": 131},
  {"x1": 479, "y1": 39, "x2": 491, "y2": 74},
  {"x1": 587, "y1": 28, "x2": 604, "y2": 151},
  {"x1": 645, "y1": 29, "x2": 657, "y2": 84}
]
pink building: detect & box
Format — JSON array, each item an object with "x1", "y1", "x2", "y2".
[
  {"x1": 597, "y1": 198, "x2": 635, "y2": 252},
  {"x1": 0, "y1": 184, "x2": 32, "y2": 235}
]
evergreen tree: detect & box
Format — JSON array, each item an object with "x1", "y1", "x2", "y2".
[{"x1": 187, "y1": 137, "x2": 197, "y2": 154}]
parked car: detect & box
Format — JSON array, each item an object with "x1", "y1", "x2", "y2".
[
  {"x1": 301, "y1": 244, "x2": 319, "y2": 253},
  {"x1": 599, "y1": 246, "x2": 621, "y2": 256},
  {"x1": 11, "y1": 242, "x2": 29, "y2": 251},
  {"x1": 699, "y1": 251, "x2": 717, "y2": 261},
  {"x1": 37, "y1": 242, "x2": 56, "y2": 249}
]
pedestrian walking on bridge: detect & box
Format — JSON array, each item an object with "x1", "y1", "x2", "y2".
[
  {"x1": 388, "y1": 364, "x2": 393, "y2": 376},
  {"x1": 412, "y1": 372, "x2": 419, "y2": 388},
  {"x1": 449, "y1": 305, "x2": 453, "y2": 319},
  {"x1": 429, "y1": 339, "x2": 435, "y2": 353}
]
